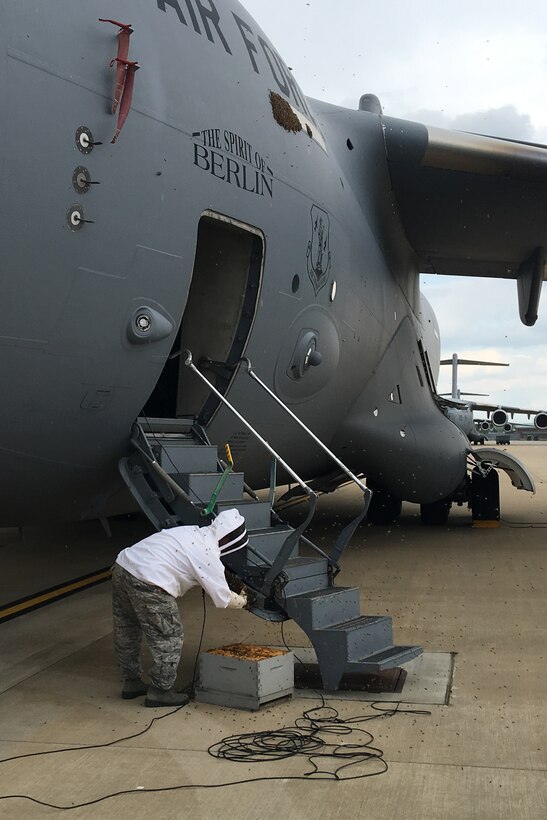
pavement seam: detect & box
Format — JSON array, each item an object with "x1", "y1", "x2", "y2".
[
  {"x1": 2, "y1": 740, "x2": 544, "y2": 775},
  {"x1": 0, "y1": 631, "x2": 114, "y2": 695}
]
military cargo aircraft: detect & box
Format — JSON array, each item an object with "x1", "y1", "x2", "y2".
[
  {"x1": 1, "y1": 0, "x2": 545, "y2": 531},
  {"x1": 438, "y1": 354, "x2": 547, "y2": 446}
]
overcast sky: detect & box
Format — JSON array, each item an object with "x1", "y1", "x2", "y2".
[{"x1": 243, "y1": 0, "x2": 547, "y2": 415}]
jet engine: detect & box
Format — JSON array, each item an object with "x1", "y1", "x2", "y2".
[
  {"x1": 491, "y1": 408, "x2": 508, "y2": 427},
  {"x1": 534, "y1": 412, "x2": 547, "y2": 429}
]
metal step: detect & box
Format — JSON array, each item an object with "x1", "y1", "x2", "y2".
[
  {"x1": 139, "y1": 416, "x2": 195, "y2": 435},
  {"x1": 347, "y1": 644, "x2": 423, "y2": 673},
  {"x1": 322, "y1": 615, "x2": 393, "y2": 661},
  {"x1": 282, "y1": 557, "x2": 330, "y2": 596},
  {"x1": 225, "y1": 527, "x2": 298, "y2": 579},
  {"x1": 284, "y1": 586, "x2": 361, "y2": 629},
  {"x1": 280, "y1": 580, "x2": 421, "y2": 690},
  {"x1": 216, "y1": 499, "x2": 272, "y2": 530},
  {"x1": 155, "y1": 442, "x2": 219, "y2": 474},
  {"x1": 176, "y1": 471, "x2": 245, "y2": 505},
  {"x1": 248, "y1": 526, "x2": 296, "y2": 564}
]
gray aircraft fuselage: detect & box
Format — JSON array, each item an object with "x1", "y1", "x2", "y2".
[{"x1": 0, "y1": 0, "x2": 469, "y2": 525}]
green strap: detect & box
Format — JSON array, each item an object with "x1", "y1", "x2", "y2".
[{"x1": 201, "y1": 462, "x2": 233, "y2": 516}]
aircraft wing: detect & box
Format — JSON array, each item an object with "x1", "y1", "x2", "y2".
[
  {"x1": 471, "y1": 401, "x2": 544, "y2": 417},
  {"x1": 382, "y1": 117, "x2": 547, "y2": 325},
  {"x1": 437, "y1": 395, "x2": 544, "y2": 418}
]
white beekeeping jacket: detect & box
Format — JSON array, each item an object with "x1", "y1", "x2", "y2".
[{"x1": 116, "y1": 521, "x2": 235, "y2": 607}]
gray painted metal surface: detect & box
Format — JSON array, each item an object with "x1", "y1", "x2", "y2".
[
  {"x1": 156, "y1": 443, "x2": 220, "y2": 475},
  {"x1": 177, "y1": 471, "x2": 245, "y2": 505},
  {"x1": 3, "y1": 0, "x2": 542, "y2": 530}
]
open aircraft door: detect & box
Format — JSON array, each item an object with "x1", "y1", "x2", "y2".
[{"x1": 144, "y1": 211, "x2": 264, "y2": 424}]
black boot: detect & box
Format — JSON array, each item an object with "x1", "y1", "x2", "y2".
[
  {"x1": 121, "y1": 678, "x2": 148, "y2": 699},
  {"x1": 145, "y1": 686, "x2": 190, "y2": 707}
]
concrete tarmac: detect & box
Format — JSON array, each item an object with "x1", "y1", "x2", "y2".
[{"x1": 0, "y1": 444, "x2": 546, "y2": 818}]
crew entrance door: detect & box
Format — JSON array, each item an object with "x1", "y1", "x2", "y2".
[{"x1": 143, "y1": 211, "x2": 264, "y2": 424}]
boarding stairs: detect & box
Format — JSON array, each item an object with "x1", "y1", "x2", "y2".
[{"x1": 119, "y1": 353, "x2": 421, "y2": 691}]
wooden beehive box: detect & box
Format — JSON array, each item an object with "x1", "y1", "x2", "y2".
[{"x1": 194, "y1": 643, "x2": 294, "y2": 710}]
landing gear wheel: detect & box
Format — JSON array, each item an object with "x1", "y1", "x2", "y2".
[
  {"x1": 420, "y1": 498, "x2": 452, "y2": 525},
  {"x1": 471, "y1": 466, "x2": 500, "y2": 526},
  {"x1": 367, "y1": 488, "x2": 402, "y2": 525}
]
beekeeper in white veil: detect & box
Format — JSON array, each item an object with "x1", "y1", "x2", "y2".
[{"x1": 112, "y1": 509, "x2": 249, "y2": 707}]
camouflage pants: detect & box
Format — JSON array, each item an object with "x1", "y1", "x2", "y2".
[{"x1": 112, "y1": 563, "x2": 183, "y2": 691}]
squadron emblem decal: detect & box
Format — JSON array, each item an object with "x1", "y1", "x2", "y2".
[{"x1": 306, "y1": 205, "x2": 331, "y2": 295}]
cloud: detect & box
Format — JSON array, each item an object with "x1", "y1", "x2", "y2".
[
  {"x1": 452, "y1": 107, "x2": 534, "y2": 141},
  {"x1": 421, "y1": 277, "x2": 538, "y2": 348},
  {"x1": 404, "y1": 104, "x2": 537, "y2": 142},
  {"x1": 424, "y1": 276, "x2": 547, "y2": 410}
]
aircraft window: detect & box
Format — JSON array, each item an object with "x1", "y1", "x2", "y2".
[
  {"x1": 416, "y1": 366, "x2": 424, "y2": 387},
  {"x1": 330, "y1": 281, "x2": 337, "y2": 302},
  {"x1": 400, "y1": 429, "x2": 406, "y2": 438},
  {"x1": 346, "y1": 139, "x2": 354, "y2": 151},
  {"x1": 373, "y1": 408, "x2": 379, "y2": 417},
  {"x1": 292, "y1": 274, "x2": 300, "y2": 294}
]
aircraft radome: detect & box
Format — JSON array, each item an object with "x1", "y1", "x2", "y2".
[{"x1": 1, "y1": 0, "x2": 545, "y2": 531}]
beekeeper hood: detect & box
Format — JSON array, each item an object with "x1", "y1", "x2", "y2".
[{"x1": 210, "y1": 509, "x2": 248, "y2": 556}]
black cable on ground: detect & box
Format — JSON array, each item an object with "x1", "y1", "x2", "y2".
[
  {"x1": 0, "y1": 705, "x2": 184, "y2": 768},
  {"x1": 0, "y1": 581, "x2": 209, "y2": 806},
  {"x1": 186, "y1": 588, "x2": 207, "y2": 697},
  {"x1": 0, "y1": 694, "x2": 428, "y2": 811},
  {"x1": 0, "y1": 579, "x2": 431, "y2": 810},
  {"x1": 208, "y1": 699, "x2": 430, "y2": 779}
]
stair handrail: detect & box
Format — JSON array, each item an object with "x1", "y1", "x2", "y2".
[
  {"x1": 239, "y1": 357, "x2": 373, "y2": 566},
  {"x1": 183, "y1": 351, "x2": 315, "y2": 500},
  {"x1": 239, "y1": 357, "x2": 369, "y2": 495},
  {"x1": 183, "y1": 350, "x2": 319, "y2": 595}
]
